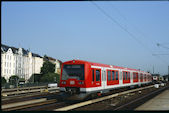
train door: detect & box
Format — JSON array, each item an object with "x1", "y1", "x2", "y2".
[
  {"x1": 119, "y1": 70, "x2": 123, "y2": 85},
  {"x1": 91, "y1": 68, "x2": 101, "y2": 88},
  {"x1": 122, "y1": 71, "x2": 130, "y2": 84},
  {"x1": 101, "y1": 68, "x2": 107, "y2": 89}
]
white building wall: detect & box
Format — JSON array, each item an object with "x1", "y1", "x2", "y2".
[
  {"x1": 1, "y1": 53, "x2": 5, "y2": 79},
  {"x1": 1, "y1": 48, "x2": 15, "y2": 82},
  {"x1": 34, "y1": 57, "x2": 43, "y2": 74},
  {"x1": 27, "y1": 52, "x2": 33, "y2": 82},
  {"x1": 1, "y1": 46, "x2": 44, "y2": 83},
  {"x1": 55, "y1": 60, "x2": 61, "y2": 74}
]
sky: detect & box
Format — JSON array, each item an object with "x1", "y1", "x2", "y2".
[{"x1": 2, "y1": 1, "x2": 169, "y2": 75}]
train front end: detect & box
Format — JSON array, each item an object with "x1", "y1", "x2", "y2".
[{"x1": 59, "y1": 60, "x2": 90, "y2": 100}]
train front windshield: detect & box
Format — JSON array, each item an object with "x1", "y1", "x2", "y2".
[{"x1": 62, "y1": 64, "x2": 84, "y2": 80}]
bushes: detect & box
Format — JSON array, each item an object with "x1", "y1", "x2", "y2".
[
  {"x1": 9, "y1": 75, "x2": 19, "y2": 85},
  {"x1": 28, "y1": 74, "x2": 42, "y2": 83},
  {"x1": 1, "y1": 77, "x2": 7, "y2": 86},
  {"x1": 40, "y1": 60, "x2": 55, "y2": 75},
  {"x1": 28, "y1": 59, "x2": 60, "y2": 84},
  {"x1": 40, "y1": 73, "x2": 60, "y2": 83}
]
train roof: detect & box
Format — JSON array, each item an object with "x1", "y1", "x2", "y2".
[{"x1": 63, "y1": 59, "x2": 150, "y2": 74}]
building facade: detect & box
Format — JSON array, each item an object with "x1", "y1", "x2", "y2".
[{"x1": 1, "y1": 44, "x2": 43, "y2": 82}]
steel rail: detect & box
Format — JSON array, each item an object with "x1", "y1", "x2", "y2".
[
  {"x1": 2, "y1": 86, "x2": 47, "y2": 92},
  {"x1": 114, "y1": 85, "x2": 169, "y2": 110},
  {"x1": 3, "y1": 99, "x2": 58, "y2": 111},
  {"x1": 2, "y1": 98, "x2": 47, "y2": 109},
  {"x1": 54, "y1": 85, "x2": 155, "y2": 111},
  {"x1": 2, "y1": 87, "x2": 59, "y2": 96}
]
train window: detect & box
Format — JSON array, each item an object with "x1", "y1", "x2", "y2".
[
  {"x1": 145, "y1": 74, "x2": 147, "y2": 81},
  {"x1": 123, "y1": 72, "x2": 126, "y2": 80},
  {"x1": 108, "y1": 70, "x2": 111, "y2": 81},
  {"x1": 128, "y1": 72, "x2": 130, "y2": 80},
  {"x1": 92, "y1": 69, "x2": 94, "y2": 81},
  {"x1": 96, "y1": 70, "x2": 100, "y2": 81},
  {"x1": 133, "y1": 73, "x2": 136, "y2": 79},
  {"x1": 62, "y1": 64, "x2": 84, "y2": 80},
  {"x1": 116, "y1": 71, "x2": 118, "y2": 80},
  {"x1": 112, "y1": 71, "x2": 115, "y2": 80},
  {"x1": 140, "y1": 74, "x2": 143, "y2": 81},
  {"x1": 126, "y1": 72, "x2": 128, "y2": 80}
]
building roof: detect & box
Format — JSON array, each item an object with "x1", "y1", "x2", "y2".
[
  {"x1": 44, "y1": 55, "x2": 62, "y2": 64},
  {"x1": 1, "y1": 44, "x2": 42, "y2": 58},
  {"x1": 1, "y1": 44, "x2": 18, "y2": 54}
]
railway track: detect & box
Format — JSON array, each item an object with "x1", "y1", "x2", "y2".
[
  {"x1": 2, "y1": 83, "x2": 168, "y2": 111},
  {"x1": 2, "y1": 96, "x2": 71, "y2": 111},
  {"x1": 1, "y1": 91, "x2": 60, "y2": 105},
  {"x1": 3, "y1": 99, "x2": 57, "y2": 111},
  {"x1": 2, "y1": 87, "x2": 59, "y2": 103},
  {"x1": 54, "y1": 84, "x2": 168, "y2": 111},
  {"x1": 113, "y1": 85, "x2": 168, "y2": 110},
  {"x1": 2, "y1": 90, "x2": 71, "y2": 111},
  {"x1": 2, "y1": 87, "x2": 59, "y2": 98}
]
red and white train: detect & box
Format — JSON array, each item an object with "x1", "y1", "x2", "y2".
[{"x1": 59, "y1": 60, "x2": 152, "y2": 100}]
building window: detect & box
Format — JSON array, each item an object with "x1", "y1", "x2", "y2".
[
  {"x1": 7, "y1": 69, "x2": 8, "y2": 74},
  {"x1": 4, "y1": 69, "x2": 6, "y2": 74}
]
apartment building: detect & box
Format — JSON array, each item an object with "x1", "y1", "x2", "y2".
[{"x1": 1, "y1": 44, "x2": 43, "y2": 82}]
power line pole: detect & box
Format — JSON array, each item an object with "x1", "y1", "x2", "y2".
[
  {"x1": 168, "y1": 66, "x2": 169, "y2": 76},
  {"x1": 153, "y1": 66, "x2": 154, "y2": 74}
]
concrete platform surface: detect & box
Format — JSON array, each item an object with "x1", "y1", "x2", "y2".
[{"x1": 135, "y1": 89, "x2": 169, "y2": 111}]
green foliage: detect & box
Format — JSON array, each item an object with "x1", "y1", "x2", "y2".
[
  {"x1": 28, "y1": 74, "x2": 42, "y2": 83},
  {"x1": 1, "y1": 77, "x2": 7, "y2": 86},
  {"x1": 41, "y1": 60, "x2": 55, "y2": 75},
  {"x1": 40, "y1": 73, "x2": 60, "y2": 83},
  {"x1": 19, "y1": 78, "x2": 25, "y2": 81},
  {"x1": 9, "y1": 75, "x2": 19, "y2": 85}
]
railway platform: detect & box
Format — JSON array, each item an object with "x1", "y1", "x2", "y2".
[{"x1": 135, "y1": 87, "x2": 169, "y2": 111}]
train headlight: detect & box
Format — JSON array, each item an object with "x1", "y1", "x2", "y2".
[
  {"x1": 79, "y1": 81, "x2": 84, "y2": 84},
  {"x1": 62, "y1": 81, "x2": 66, "y2": 84}
]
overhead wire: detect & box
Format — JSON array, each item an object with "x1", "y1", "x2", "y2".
[
  {"x1": 109, "y1": 3, "x2": 169, "y2": 62},
  {"x1": 157, "y1": 43, "x2": 169, "y2": 50},
  {"x1": 90, "y1": 1, "x2": 168, "y2": 65}
]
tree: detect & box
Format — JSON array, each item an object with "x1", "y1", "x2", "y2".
[
  {"x1": 28, "y1": 74, "x2": 42, "y2": 83},
  {"x1": 9, "y1": 75, "x2": 19, "y2": 85},
  {"x1": 1, "y1": 77, "x2": 7, "y2": 86},
  {"x1": 41, "y1": 60, "x2": 55, "y2": 75},
  {"x1": 40, "y1": 73, "x2": 60, "y2": 83}
]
